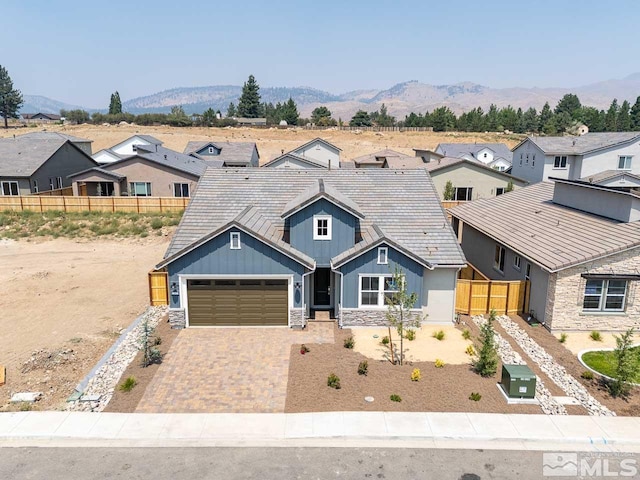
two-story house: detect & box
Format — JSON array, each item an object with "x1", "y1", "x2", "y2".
[
  {"x1": 156, "y1": 168, "x2": 466, "y2": 328},
  {"x1": 510, "y1": 132, "x2": 640, "y2": 184},
  {"x1": 435, "y1": 143, "x2": 513, "y2": 172},
  {"x1": 183, "y1": 141, "x2": 260, "y2": 167},
  {"x1": 262, "y1": 138, "x2": 341, "y2": 169},
  {"x1": 92, "y1": 135, "x2": 164, "y2": 164}
]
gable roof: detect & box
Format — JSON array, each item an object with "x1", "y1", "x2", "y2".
[
  {"x1": 157, "y1": 205, "x2": 315, "y2": 270},
  {"x1": 580, "y1": 170, "x2": 640, "y2": 185},
  {"x1": 111, "y1": 135, "x2": 163, "y2": 151},
  {"x1": 352, "y1": 149, "x2": 414, "y2": 166},
  {"x1": 68, "y1": 166, "x2": 127, "y2": 180},
  {"x1": 0, "y1": 137, "x2": 85, "y2": 177},
  {"x1": 436, "y1": 143, "x2": 513, "y2": 162},
  {"x1": 423, "y1": 157, "x2": 527, "y2": 183},
  {"x1": 21, "y1": 113, "x2": 61, "y2": 120},
  {"x1": 103, "y1": 146, "x2": 209, "y2": 177},
  {"x1": 383, "y1": 156, "x2": 427, "y2": 169},
  {"x1": 261, "y1": 152, "x2": 328, "y2": 169},
  {"x1": 449, "y1": 182, "x2": 640, "y2": 272},
  {"x1": 281, "y1": 178, "x2": 365, "y2": 219},
  {"x1": 16, "y1": 131, "x2": 92, "y2": 143},
  {"x1": 292, "y1": 137, "x2": 342, "y2": 153},
  {"x1": 183, "y1": 141, "x2": 258, "y2": 166},
  {"x1": 163, "y1": 169, "x2": 466, "y2": 268},
  {"x1": 516, "y1": 132, "x2": 640, "y2": 156},
  {"x1": 92, "y1": 148, "x2": 126, "y2": 161}
]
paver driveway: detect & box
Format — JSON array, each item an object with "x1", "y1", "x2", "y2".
[{"x1": 136, "y1": 322, "x2": 334, "y2": 413}]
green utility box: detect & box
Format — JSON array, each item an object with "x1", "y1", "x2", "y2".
[{"x1": 500, "y1": 364, "x2": 536, "y2": 399}]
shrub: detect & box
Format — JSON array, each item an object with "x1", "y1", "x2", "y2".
[
  {"x1": 405, "y1": 329, "x2": 416, "y2": 341},
  {"x1": 432, "y1": 330, "x2": 445, "y2": 341},
  {"x1": 153, "y1": 336, "x2": 162, "y2": 346},
  {"x1": 462, "y1": 329, "x2": 471, "y2": 340},
  {"x1": 358, "y1": 360, "x2": 368, "y2": 376},
  {"x1": 150, "y1": 218, "x2": 164, "y2": 230},
  {"x1": 411, "y1": 368, "x2": 421, "y2": 382},
  {"x1": 390, "y1": 394, "x2": 402, "y2": 402},
  {"x1": 590, "y1": 331, "x2": 602, "y2": 342},
  {"x1": 119, "y1": 376, "x2": 137, "y2": 392},
  {"x1": 465, "y1": 345, "x2": 476, "y2": 356},
  {"x1": 343, "y1": 336, "x2": 355, "y2": 349},
  {"x1": 610, "y1": 328, "x2": 637, "y2": 398},
  {"x1": 381, "y1": 336, "x2": 390, "y2": 346},
  {"x1": 469, "y1": 392, "x2": 482, "y2": 402},
  {"x1": 473, "y1": 311, "x2": 499, "y2": 377},
  {"x1": 327, "y1": 373, "x2": 341, "y2": 389},
  {"x1": 19, "y1": 402, "x2": 33, "y2": 411},
  {"x1": 435, "y1": 358, "x2": 445, "y2": 368},
  {"x1": 581, "y1": 370, "x2": 595, "y2": 380},
  {"x1": 559, "y1": 333, "x2": 568, "y2": 344}
]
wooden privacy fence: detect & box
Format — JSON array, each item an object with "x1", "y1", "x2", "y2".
[
  {"x1": 0, "y1": 195, "x2": 190, "y2": 213},
  {"x1": 456, "y1": 279, "x2": 529, "y2": 316},
  {"x1": 34, "y1": 186, "x2": 74, "y2": 196},
  {"x1": 149, "y1": 271, "x2": 169, "y2": 306}
]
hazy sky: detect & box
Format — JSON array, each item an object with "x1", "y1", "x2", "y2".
[{"x1": 3, "y1": 0, "x2": 639, "y2": 108}]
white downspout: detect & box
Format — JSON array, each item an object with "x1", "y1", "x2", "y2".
[{"x1": 330, "y1": 262, "x2": 344, "y2": 328}]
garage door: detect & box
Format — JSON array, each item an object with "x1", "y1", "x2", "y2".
[{"x1": 186, "y1": 279, "x2": 288, "y2": 326}]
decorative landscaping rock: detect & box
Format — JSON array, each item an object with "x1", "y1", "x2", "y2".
[
  {"x1": 495, "y1": 315, "x2": 615, "y2": 417},
  {"x1": 66, "y1": 306, "x2": 167, "y2": 412},
  {"x1": 10, "y1": 392, "x2": 43, "y2": 403},
  {"x1": 472, "y1": 315, "x2": 567, "y2": 415}
]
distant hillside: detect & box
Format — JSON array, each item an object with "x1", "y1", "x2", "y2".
[{"x1": 22, "y1": 73, "x2": 640, "y2": 120}]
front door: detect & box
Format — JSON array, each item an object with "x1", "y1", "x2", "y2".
[{"x1": 313, "y1": 268, "x2": 331, "y2": 307}]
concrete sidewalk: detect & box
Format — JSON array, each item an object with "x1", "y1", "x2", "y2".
[{"x1": 1, "y1": 412, "x2": 639, "y2": 451}]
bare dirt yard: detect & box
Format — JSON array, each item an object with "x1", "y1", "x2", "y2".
[
  {"x1": 0, "y1": 124, "x2": 523, "y2": 164},
  {"x1": 0, "y1": 236, "x2": 170, "y2": 411}
]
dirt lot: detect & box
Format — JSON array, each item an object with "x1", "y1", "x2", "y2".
[
  {"x1": 0, "y1": 236, "x2": 170, "y2": 411},
  {"x1": 0, "y1": 124, "x2": 522, "y2": 164}
]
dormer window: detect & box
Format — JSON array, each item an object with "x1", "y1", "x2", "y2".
[
  {"x1": 377, "y1": 247, "x2": 388, "y2": 264},
  {"x1": 313, "y1": 215, "x2": 332, "y2": 240},
  {"x1": 230, "y1": 232, "x2": 241, "y2": 249}
]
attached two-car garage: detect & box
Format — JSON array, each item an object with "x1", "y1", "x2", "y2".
[{"x1": 186, "y1": 279, "x2": 289, "y2": 326}]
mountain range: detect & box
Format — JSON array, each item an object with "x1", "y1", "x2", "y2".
[{"x1": 22, "y1": 73, "x2": 640, "y2": 120}]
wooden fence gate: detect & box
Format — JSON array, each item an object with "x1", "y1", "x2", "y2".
[
  {"x1": 455, "y1": 279, "x2": 529, "y2": 316},
  {"x1": 148, "y1": 271, "x2": 169, "y2": 306}
]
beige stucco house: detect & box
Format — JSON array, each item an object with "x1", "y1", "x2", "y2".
[{"x1": 450, "y1": 179, "x2": 640, "y2": 332}]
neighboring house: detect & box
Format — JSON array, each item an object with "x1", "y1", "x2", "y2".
[
  {"x1": 0, "y1": 136, "x2": 97, "y2": 195},
  {"x1": 262, "y1": 138, "x2": 342, "y2": 169},
  {"x1": 385, "y1": 157, "x2": 527, "y2": 201},
  {"x1": 92, "y1": 135, "x2": 164, "y2": 164},
  {"x1": 69, "y1": 145, "x2": 207, "y2": 197},
  {"x1": 449, "y1": 179, "x2": 640, "y2": 332},
  {"x1": 183, "y1": 141, "x2": 259, "y2": 167},
  {"x1": 21, "y1": 113, "x2": 61, "y2": 124},
  {"x1": 16, "y1": 131, "x2": 93, "y2": 156},
  {"x1": 234, "y1": 117, "x2": 267, "y2": 126},
  {"x1": 156, "y1": 169, "x2": 466, "y2": 328},
  {"x1": 351, "y1": 149, "x2": 415, "y2": 169},
  {"x1": 511, "y1": 132, "x2": 640, "y2": 184},
  {"x1": 435, "y1": 143, "x2": 513, "y2": 171},
  {"x1": 580, "y1": 170, "x2": 640, "y2": 189},
  {"x1": 413, "y1": 148, "x2": 445, "y2": 163}
]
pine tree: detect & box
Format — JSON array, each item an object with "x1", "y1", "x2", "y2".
[
  {"x1": 0, "y1": 65, "x2": 24, "y2": 129},
  {"x1": 443, "y1": 180, "x2": 455, "y2": 200},
  {"x1": 486, "y1": 104, "x2": 499, "y2": 131},
  {"x1": 539, "y1": 102, "x2": 554, "y2": 131},
  {"x1": 605, "y1": 99, "x2": 619, "y2": 132},
  {"x1": 349, "y1": 110, "x2": 371, "y2": 127},
  {"x1": 554, "y1": 93, "x2": 582, "y2": 120},
  {"x1": 311, "y1": 106, "x2": 334, "y2": 126},
  {"x1": 226, "y1": 102, "x2": 237, "y2": 118},
  {"x1": 237, "y1": 74, "x2": 262, "y2": 118},
  {"x1": 631, "y1": 96, "x2": 640, "y2": 131},
  {"x1": 618, "y1": 100, "x2": 632, "y2": 131},
  {"x1": 610, "y1": 328, "x2": 637, "y2": 398},
  {"x1": 473, "y1": 310, "x2": 499, "y2": 377},
  {"x1": 108, "y1": 91, "x2": 122, "y2": 115}
]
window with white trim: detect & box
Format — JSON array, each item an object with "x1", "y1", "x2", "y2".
[
  {"x1": 56, "y1": 177, "x2": 63, "y2": 189},
  {"x1": 173, "y1": 183, "x2": 190, "y2": 197},
  {"x1": 49, "y1": 178, "x2": 54, "y2": 190},
  {"x1": 313, "y1": 215, "x2": 332, "y2": 240},
  {"x1": 454, "y1": 187, "x2": 473, "y2": 201},
  {"x1": 618, "y1": 156, "x2": 633, "y2": 170},
  {"x1": 360, "y1": 275, "x2": 399, "y2": 307},
  {"x1": 377, "y1": 247, "x2": 388, "y2": 264},
  {"x1": 494, "y1": 244, "x2": 506, "y2": 273},
  {"x1": 1, "y1": 181, "x2": 19, "y2": 196},
  {"x1": 230, "y1": 232, "x2": 241, "y2": 249},
  {"x1": 554, "y1": 155, "x2": 568, "y2": 168},
  {"x1": 129, "y1": 182, "x2": 152, "y2": 196},
  {"x1": 513, "y1": 255, "x2": 521, "y2": 270},
  {"x1": 583, "y1": 279, "x2": 627, "y2": 312}
]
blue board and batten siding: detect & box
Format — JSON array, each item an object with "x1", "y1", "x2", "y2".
[
  {"x1": 289, "y1": 198, "x2": 358, "y2": 266},
  {"x1": 339, "y1": 244, "x2": 424, "y2": 308},
  {"x1": 167, "y1": 227, "x2": 307, "y2": 309}
]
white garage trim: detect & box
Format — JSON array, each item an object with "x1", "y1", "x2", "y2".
[{"x1": 178, "y1": 274, "x2": 294, "y2": 328}]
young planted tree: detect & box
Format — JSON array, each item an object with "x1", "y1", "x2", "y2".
[
  {"x1": 610, "y1": 328, "x2": 637, "y2": 398},
  {"x1": 237, "y1": 75, "x2": 262, "y2": 118},
  {"x1": 385, "y1": 265, "x2": 421, "y2": 365},
  {"x1": 505, "y1": 179, "x2": 514, "y2": 193},
  {"x1": 140, "y1": 318, "x2": 162, "y2": 367},
  {"x1": 0, "y1": 65, "x2": 23, "y2": 129},
  {"x1": 443, "y1": 180, "x2": 455, "y2": 200},
  {"x1": 473, "y1": 310, "x2": 499, "y2": 377},
  {"x1": 109, "y1": 91, "x2": 123, "y2": 115}
]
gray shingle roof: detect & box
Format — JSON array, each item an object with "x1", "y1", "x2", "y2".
[
  {"x1": 422, "y1": 157, "x2": 527, "y2": 183},
  {"x1": 163, "y1": 169, "x2": 466, "y2": 268},
  {"x1": 68, "y1": 166, "x2": 126, "y2": 180},
  {"x1": 292, "y1": 137, "x2": 342, "y2": 153},
  {"x1": 183, "y1": 141, "x2": 258, "y2": 166},
  {"x1": 16, "y1": 131, "x2": 92, "y2": 143},
  {"x1": 384, "y1": 156, "x2": 428, "y2": 169},
  {"x1": 262, "y1": 152, "x2": 328, "y2": 169},
  {"x1": 436, "y1": 143, "x2": 512, "y2": 163},
  {"x1": 132, "y1": 135, "x2": 163, "y2": 145},
  {"x1": 0, "y1": 137, "x2": 69, "y2": 177},
  {"x1": 523, "y1": 133, "x2": 640, "y2": 155},
  {"x1": 281, "y1": 179, "x2": 365, "y2": 219},
  {"x1": 580, "y1": 169, "x2": 640, "y2": 184},
  {"x1": 449, "y1": 182, "x2": 640, "y2": 272},
  {"x1": 103, "y1": 146, "x2": 209, "y2": 177},
  {"x1": 352, "y1": 149, "x2": 414, "y2": 166}
]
